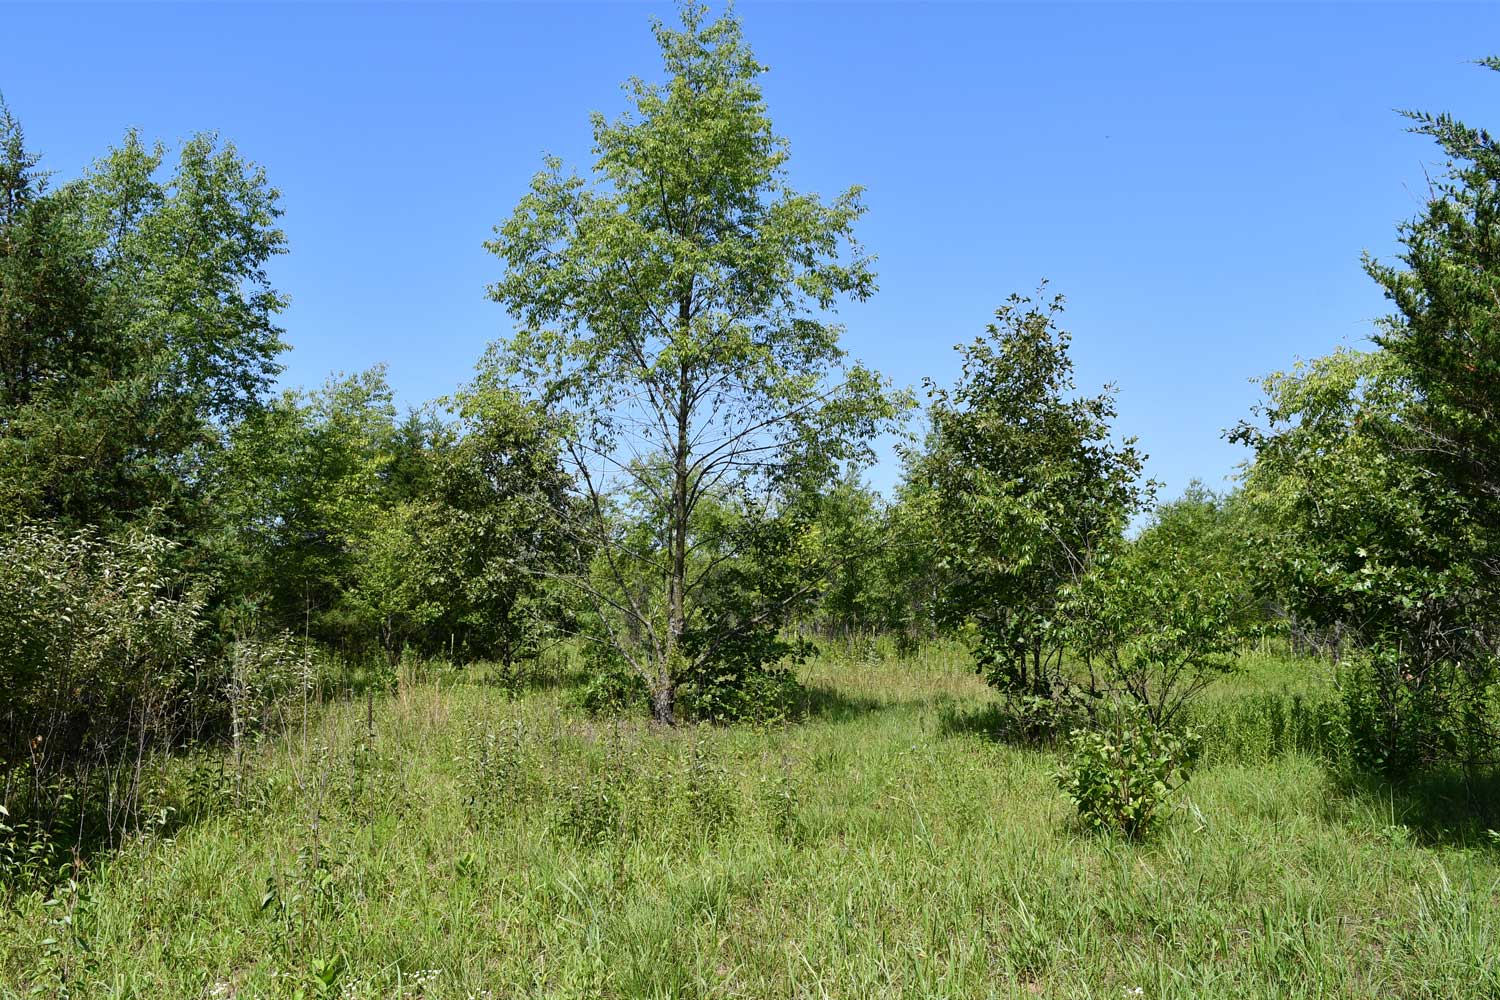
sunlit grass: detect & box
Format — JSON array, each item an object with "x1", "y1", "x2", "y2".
[{"x1": 2, "y1": 648, "x2": 1496, "y2": 998}]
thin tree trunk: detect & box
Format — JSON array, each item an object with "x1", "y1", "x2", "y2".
[{"x1": 654, "y1": 294, "x2": 693, "y2": 726}]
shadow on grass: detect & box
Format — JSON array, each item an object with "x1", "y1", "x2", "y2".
[
  {"x1": 1, "y1": 747, "x2": 251, "y2": 893},
  {"x1": 447, "y1": 660, "x2": 582, "y2": 695},
  {"x1": 937, "y1": 700, "x2": 1008, "y2": 742},
  {"x1": 1327, "y1": 766, "x2": 1500, "y2": 849},
  {"x1": 935, "y1": 699, "x2": 1067, "y2": 749},
  {"x1": 796, "y1": 683, "x2": 887, "y2": 723}
]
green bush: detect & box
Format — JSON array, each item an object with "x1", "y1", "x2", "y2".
[
  {"x1": 0, "y1": 524, "x2": 210, "y2": 858},
  {"x1": 999, "y1": 692, "x2": 1088, "y2": 747},
  {"x1": 555, "y1": 777, "x2": 620, "y2": 845},
  {"x1": 569, "y1": 656, "x2": 651, "y2": 719},
  {"x1": 679, "y1": 663, "x2": 805, "y2": 726},
  {"x1": 224, "y1": 630, "x2": 323, "y2": 739},
  {"x1": 1333, "y1": 646, "x2": 1499, "y2": 776},
  {"x1": 675, "y1": 629, "x2": 810, "y2": 725},
  {"x1": 1054, "y1": 703, "x2": 1200, "y2": 839}
]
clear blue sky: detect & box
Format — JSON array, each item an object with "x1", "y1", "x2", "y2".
[{"x1": 6, "y1": 2, "x2": 1497, "y2": 499}]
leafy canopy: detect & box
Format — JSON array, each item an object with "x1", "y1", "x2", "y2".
[
  {"x1": 484, "y1": 1, "x2": 901, "y2": 722},
  {"x1": 918, "y1": 288, "x2": 1149, "y2": 697}
]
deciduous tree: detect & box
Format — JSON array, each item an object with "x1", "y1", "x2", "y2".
[
  {"x1": 485, "y1": 3, "x2": 901, "y2": 723},
  {"x1": 919, "y1": 288, "x2": 1148, "y2": 699}
]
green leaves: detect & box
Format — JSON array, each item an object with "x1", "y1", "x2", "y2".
[
  {"x1": 1365, "y1": 59, "x2": 1500, "y2": 607},
  {"x1": 1236, "y1": 345, "x2": 1498, "y2": 772},
  {"x1": 482, "y1": 1, "x2": 900, "y2": 721},
  {"x1": 0, "y1": 106, "x2": 287, "y2": 532},
  {"x1": 0, "y1": 522, "x2": 210, "y2": 855},
  {"x1": 215, "y1": 363, "x2": 576, "y2": 665},
  {"x1": 1061, "y1": 486, "x2": 1256, "y2": 726},
  {"x1": 1055, "y1": 702, "x2": 1200, "y2": 840},
  {"x1": 918, "y1": 287, "x2": 1149, "y2": 698}
]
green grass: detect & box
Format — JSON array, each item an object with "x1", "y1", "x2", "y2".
[{"x1": 3, "y1": 648, "x2": 1498, "y2": 999}]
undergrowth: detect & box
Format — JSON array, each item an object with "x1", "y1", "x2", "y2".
[{"x1": 1, "y1": 647, "x2": 1497, "y2": 999}]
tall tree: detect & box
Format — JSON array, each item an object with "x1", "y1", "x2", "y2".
[
  {"x1": 1231, "y1": 57, "x2": 1500, "y2": 777},
  {"x1": 0, "y1": 107, "x2": 287, "y2": 531},
  {"x1": 352, "y1": 371, "x2": 578, "y2": 667},
  {"x1": 0, "y1": 101, "x2": 108, "y2": 521},
  {"x1": 1234, "y1": 349, "x2": 1493, "y2": 773},
  {"x1": 1366, "y1": 57, "x2": 1500, "y2": 591},
  {"x1": 485, "y1": 2, "x2": 900, "y2": 723},
  {"x1": 0, "y1": 102, "x2": 94, "y2": 407}
]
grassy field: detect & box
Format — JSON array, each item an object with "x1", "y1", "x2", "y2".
[{"x1": 3, "y1": 646, "x2": 1498, "y2": 999}]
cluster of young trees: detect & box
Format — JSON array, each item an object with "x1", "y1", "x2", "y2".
[
  {"x1": 216, "y1": 365, "x2": 575, "y2": 667},
  {"x1": 1231, "y1": 64, "x2": 1500, "y2": 775},
  {"x1": 3, "y1": 2, "x2": 1497, "y2": 851},
  {"x1": 823, "y1": 291, "x2": 1258, "y2": 733},
  {"x1": 0, "y1": 105, "x2": 575, "y2": 842},
  {"x1": 1, "y1": 106, "x2": 290, "y2": 836}
]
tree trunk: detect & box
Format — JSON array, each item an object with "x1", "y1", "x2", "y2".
[
  {"x1": 651, "y1": 674, "x2": 677, "y2": 726},
  {"x1": 655, "y1": 293, "x2": 694, "y2": 726}
]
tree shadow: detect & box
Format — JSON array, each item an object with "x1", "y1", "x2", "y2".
[
  {"x1": 448, "y1": 659, "x2": 581, "y2": 694},
  {"x1": 1326, "y1": 766, "x2": 1500, "y2": 849},
  {"x1": 1, "y1": 749, "x2": 247, "y2": 892},
  {"x1": 796, "y1": 683, "x2": 887, "y2": 723},
  {"x1": 935, "y1": 699, "x2": 1069, "y2": 749},
  {"x1": 937, "y1": 701, "x2": 1009, "y2": 742}
]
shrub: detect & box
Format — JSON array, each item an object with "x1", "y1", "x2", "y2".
[
  {"x1": 570, "y1": 659, "x2": 651, "y2": 719},
  {"x1": 675, "y1": 627, "x2": 811, "y2": 725},
  {"x1": 1054, "y1": 703, "x2": 1200, "y2": 839},
  {"x1": 555, "y1": 758, "x2": 623, "y2": 846},
  {"x1": 0, "y1": 523, "x2": 210, "y2": 856},
  {"x1": 679, "y1": 662, "x2": 805, "y2": 726},
  {"x1": 757, "y1": 754, "x2": 800, "y2": 841},
  {"x1": 1333, "y1": 645, "x2": 1499, "y2": 777},
  {"x1": 999, "y1": 691, "x2": 1088, "y2": 747},
  {"x1": 557, "y1": 780, "x2": 620, "y2": 846}
]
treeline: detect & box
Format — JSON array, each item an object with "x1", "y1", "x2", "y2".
[
  {"x1": 0, "y1": 101, "x2": 583, "y2": 854},
  {"x1": 3, "y1": 4, "x2": 1498, "y2": 858}
]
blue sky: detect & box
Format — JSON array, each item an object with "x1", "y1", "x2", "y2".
[{"x1": 6, "y1": 2, "x2": 1497, "y2": 499}]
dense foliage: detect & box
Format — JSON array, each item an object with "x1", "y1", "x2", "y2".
[
  {"x1": 1222, "y1": 62, "x2": 1500, "y2": 778},
  {"x1": 1055, "y1": 701, "x2": 1202, "y2": 840},
  {"x1": 916, "y1": 290, "x2": 1150, "y2": 700},
  {"x1": 0, "y1": 523, "x2": 212, "y2": 863},
  {"x1": 0, "y1": 105, "x2": 287, "y2": 535}
]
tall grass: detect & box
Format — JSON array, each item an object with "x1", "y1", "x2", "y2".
[{"x1": 1, "y1": 648, "x2": 1496, "y2": 998}]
